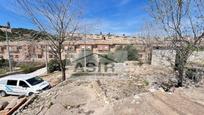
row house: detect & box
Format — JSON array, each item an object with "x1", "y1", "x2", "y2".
[
  {"x1": 0, "y1": 36, "x2": 154, "y2": 63},
  {"x1": 0, "y1": 41, "x2": 33, "y2": 62}
]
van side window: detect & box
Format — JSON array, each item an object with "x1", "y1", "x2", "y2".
[
  {"x1": 7, "y1": 80, "x2": 17, "y2": 86},
  {"x1": 19, "y1": 81, "x2": 29, "y2": 88}
]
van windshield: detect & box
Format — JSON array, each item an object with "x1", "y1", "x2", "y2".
[{"x1": 26, "y1": 76, "x2": 44, "y2": 86}]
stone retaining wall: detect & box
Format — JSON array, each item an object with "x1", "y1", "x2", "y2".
[{"x1": 151, "y1": 49, "x2": 204, "y2": 67}]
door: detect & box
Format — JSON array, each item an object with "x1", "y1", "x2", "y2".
[
  {"x1": 6, "y1": 80, "x2": 19, "y2": 95},
  {"x1": 17, "y1": 80, "x2": 30, "y2": 95}
]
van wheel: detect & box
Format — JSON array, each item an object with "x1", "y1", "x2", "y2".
[
  {"x1": 28, "y1": 92, "x2": 34, "y2": 96},
  {"x1": 0, "y1": 91, "x2": 7, "y2": 97}
]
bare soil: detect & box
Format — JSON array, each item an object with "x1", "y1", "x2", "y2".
[{"x1": 12, "y1": 64, "x2": 204, "y2": 115}]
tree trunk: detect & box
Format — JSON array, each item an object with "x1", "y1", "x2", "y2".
[
  {"x1": 177, "y1": 67, "x2": 184, "y2": 87},
  {"x1": 59, "y1": 59, "x2": 66, "y2": 81},
  {"x1": 175, "y1": 49, "x2": 188, "y2": 87},
  {"x1": 58, "y1": 49, "x2": 66, "y2": 81},
  {"x1": 61, "y1": 66, "x2": 66, "y2": 81}
]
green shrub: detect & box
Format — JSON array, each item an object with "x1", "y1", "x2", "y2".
[
  {"x1": 143, "y1": 80, "x2": 149, "y2": 86},
  {"x1": 99, "y1": 54, "x2": 115, "y2": 64},
  {"x1": 115, "y1": 45, "x2": 139, "y2": 61},
  {"x1": 99, "y1": 51, "x2": 127, "y2": 63},
  {"x1": 0, "y1": 68, "x2": 8, "y2": 74},
  {"x1": 48, "y1": 59, "x2": 61, "y2": 73},
  {"x1": 0, "y1": 58, "x2": 9, "y2": 67},
  {"x1": 20, "y1": 64, "x2": 37, "y2": 73},
  {"x1": 47, "y1": 59, "x2": 69, "y2": 73}
]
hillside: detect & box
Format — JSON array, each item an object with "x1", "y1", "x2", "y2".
[{"x1": 0, "y1": 28, "x2": 43, "y2": 41}]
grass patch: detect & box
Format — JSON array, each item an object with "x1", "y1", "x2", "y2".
[
  {"x1": 0, "y1": 68, "x2": 8, "y2": 75},
  {"x1": 0, "y1": 69, "x2": 7, "y2": 74},
  {"x1": 143, "y1": 80, "x2": 149, "y2": 86},
  {"x1": 20, "y1": 64, "x2": 45, "y2": 73}
]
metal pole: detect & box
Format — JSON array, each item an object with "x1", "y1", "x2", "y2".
[
  {"x1": 84, "y1": 26, "x2": 87, "y2": 70},
  {"x1": 5, "y1": 22, "x2": 12, "y2": 72}
]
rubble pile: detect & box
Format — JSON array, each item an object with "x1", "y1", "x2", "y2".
[
  {"x1": 182, "y1": 76, "x2": 204, "y2": 88},
  {"x1": 128, "y1": 64, "x2": 173, "y2": 83},
  {"x1": 99, "y1": 78, "x2": 148, "y2": 102},
  {"x1": 127, "y1": 64, "x2": 173, "y2": 76},
  {"x1": 16, "y1": 64, "x2": 188, "y2": 114},
  {"x1": 0, "y1": 97, "x2": 28, "y2": 115},
  {"x1": 17, "y1": 80, "x2": 97, "y2": 115},
  {"x1": 16, "y1": 75, "x2": 149, "y2": 115}
]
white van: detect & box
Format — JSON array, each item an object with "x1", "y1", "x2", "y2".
[{"x1": 0, "y1": 74, "x2": 50, "y2": 97}]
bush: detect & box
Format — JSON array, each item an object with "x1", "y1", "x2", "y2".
[
  {"x1": 0, "y1": 68, "x2": 8, "y2": 74},
  {"x1": 143, "y1": 80, "x2": 149, "y2": 86},
  {"x1": 185, "y1": 68, "x2": 202, "y2": 83},
  {"x1": 20, "y1": 64, "x2": 35, "y2": 73},
  {"x1": 20, "y1": 64, "x2": 40, "y2": 73},
  {"x1": 0, "y1": 59, "x2": 9, "y2": 68},
  {"x1": 116, "y1": 45, "x2": 139, "y2": 61},
  {"x1": 47, "y1": 59, "x2": 69, "y2": 73},
  {"x1": 99, "y1": 54, "x2": 115, "y2": 64},
  {"x1": 100, "y1": 45, "x2": 138, "y2": 63},
  {"x1": 47, "y1": 59, "x2": 61, "y2": 73}
]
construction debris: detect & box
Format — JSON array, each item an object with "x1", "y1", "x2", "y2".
[
  {"x1": 0, "y1": 97, "x2": 28, "y2": 115},
  {"x1": 15, "y1": 73, "x2": 149, "y2": 115},
  {"x1": 2, "y1": 64, "x2": 204, "y2": 115},
  {"x1": 11, "y1": 64, "x2": 172, "y2": 114},
  {"x1": 0, "y1": 101, "x2": 8, "y2": 110}
]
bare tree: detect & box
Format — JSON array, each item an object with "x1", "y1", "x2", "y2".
[
  {"x1": 148, "y1": 0, "x2": 204, "y2": 86},
  {"x1": 139, "y1": 21, "x2": 166, "y2": 64},
  {"x1": 17, "y1": 0, "x2": 81, "y2": 81}
]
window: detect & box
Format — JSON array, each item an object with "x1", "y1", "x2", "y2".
[
  {"x1": 19, "y1": 81, "x2": 29, "y2": 88},
  {"x1": 15, "y1": 55, "x2": 19, "y2": 58},
  {"x1": 49, "y1": 55, "x2": 53, "y2": 58},
  {"x1": 18, "y1": 46, "x2": 22, "y2": 49},
  {"x1": 26, "y1": 77, "x2": 44, "y2": 86},
  {"x1": 38, "y1": 55, "x2": 42, "y2": 58},
  {"x1": 7, "y1": 80, "x2": 17, "y2": 86}
]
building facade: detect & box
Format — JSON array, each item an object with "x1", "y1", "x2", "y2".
[{"x1": 0, "y1": 34, "x2": 152, "y2": 64}]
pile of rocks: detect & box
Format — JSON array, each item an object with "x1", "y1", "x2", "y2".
[{"x1": 16, "y1": 74, "x2": 150, "y2": 115}]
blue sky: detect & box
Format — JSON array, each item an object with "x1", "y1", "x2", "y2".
[{"x1": 0, "y1": 0, "x2": 149, "y2": 35}]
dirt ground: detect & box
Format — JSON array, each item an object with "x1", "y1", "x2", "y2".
[
  {"x1": 0, "y1": 96, "x2": 16, "y2": 104},
  {"x1": 15, "y1": 64, "x2": 204, "y2": 115},
  {"x1": 2, "y1": 64, "x2": 204, "y2": 115},
  {"x1": 16, "y1": 78, "x2": 204, "y2": 115}
]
